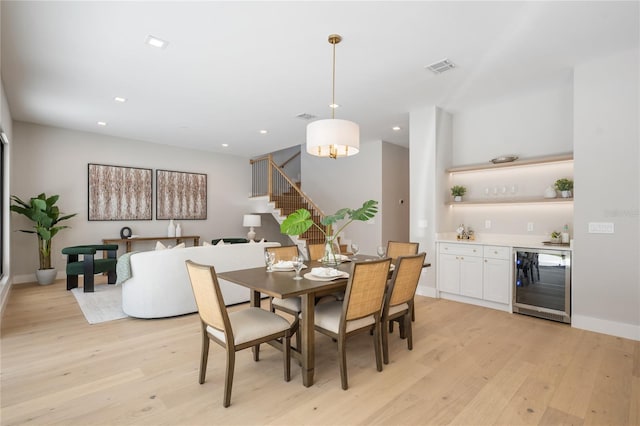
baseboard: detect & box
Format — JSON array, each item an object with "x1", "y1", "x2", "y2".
[
  {"x1": 416, "y1": 285, "x2": 437, "y2": 298},
  {"x1": 572, "y1": 314, "x2": 640, "y2": 341},
  {"x1": 12, "y1": 271, "x2": 64, "y2": 284}
]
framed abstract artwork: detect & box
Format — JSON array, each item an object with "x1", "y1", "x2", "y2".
[
  {"x1": 156, "y1": 169, "x2": 207, "y2": 220},
  {"x1": 88, "y1": 164, "x2": 153, "y2": 221}
]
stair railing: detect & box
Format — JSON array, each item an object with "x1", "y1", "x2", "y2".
[{"x1": 250, "y1": 154, "x2": 327, "y2": 243}]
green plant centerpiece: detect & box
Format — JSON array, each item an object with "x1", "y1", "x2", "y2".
[
  {"x1": 550, "y1": 231, "x2": 562, "y2": 243},
  {"x1": 10, "y1": 193, "x2": 77, "y2": 283},
  {"x1": 451, "y1": 185, "x2": 467, "y2": 201},
  {"x1": 554, "y1": 178, "x2": 574, "y2": 198},
  {"x1": 280, "y1": 200, "x2": 378, "y2": 266}
]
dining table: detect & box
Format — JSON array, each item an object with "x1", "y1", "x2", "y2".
[{"x1": 217, "y1": 257, "x2": 364, "y2": 387}]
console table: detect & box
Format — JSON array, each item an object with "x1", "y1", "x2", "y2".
[{"x1": 102, "y1": 236, "x2": 200, "y2": 252}]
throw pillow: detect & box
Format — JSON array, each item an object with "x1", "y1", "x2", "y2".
[
  {"x1": 202, "y1": 241, "x2": 212, "y2": 246},
  {"x1": 216, "y1": 239, "x2": 225, "y2": 246},
  {"x1": 248, "y1": 239, "x2": 256, "y2": 244},
  {"x1": 155, "y1": 241, "x2": 186, "y2": 250}
]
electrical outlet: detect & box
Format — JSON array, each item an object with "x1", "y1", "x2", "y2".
[
  {"x1": 527, "y1": 222, "x2": 534, "y2": 232},
  {"x1": 588, "y1": 222, "x2": 614, "y2": 234},
  {"x1": 485, "y1": 220, "x2": 491, "y2": 229}
]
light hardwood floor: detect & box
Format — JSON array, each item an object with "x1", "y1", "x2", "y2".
[{"x1": 1, "y1": 279, "x2": 638, "y2": 425}]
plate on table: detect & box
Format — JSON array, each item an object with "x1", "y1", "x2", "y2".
[
  {"x1": 271, "y1": 261, "x2": 307, "y2": 271},
  {"x1": 316, "y1": 254, "x2": 351, "y2": 263},
  {"x1": 304, "y1": 267, "x2": 350, "y2": 281}
]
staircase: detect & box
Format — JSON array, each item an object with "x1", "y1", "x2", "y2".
[{"x1": 250, "y1": 155, "x2": 327, "y2": 253}]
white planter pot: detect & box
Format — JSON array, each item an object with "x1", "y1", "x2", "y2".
[
  {"x1": 560, "y1": 190, "x2": 572, "y2": 198},
  {"x1": 454, "y1": 196, "x2": 462, "y2": 202},
  {"x1": 35, "y1": 268, "x2": 57, "y2": 285}
]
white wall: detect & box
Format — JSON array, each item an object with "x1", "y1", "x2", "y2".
[
  {"x1": 572, "y1": 48, "x2": 640, "y2": 340},
  {"x1": 10, "y1": 122, "x2": 253, "y2": 282},
  {"x1": 453, "y1": 79, "x2": 573, "y2": 164},
  {"x1": 381, "y1": 142, "x2": 410, "y2": 244},
  {"x1": 301, "y1": 140, "x2": 382, "y2": 256},
  {"x1": 0, "y1": 78, "x2": 13, "y2": 310}
]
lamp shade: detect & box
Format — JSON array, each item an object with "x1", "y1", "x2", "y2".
[
  {"x1": 306, "y1": 119, "x2": 360, "y2": 158},
  {"x1": 242, "y1": 214, "x2": 261, "y2": 227}
]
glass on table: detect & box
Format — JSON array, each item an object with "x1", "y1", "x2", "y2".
[
  {"x1": 265, "y1": 251, "x2": 276, "y2": 272},
  {"x1": 351, "y1": 242, "x2": 360, "y2": 260},
  {"x1": 292, "y1": 255, "x2": 304, "y2": 280}
]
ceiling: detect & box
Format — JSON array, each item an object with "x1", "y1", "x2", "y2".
[{"x1": 2, "y1": 1, "x2": 638, "y2": 157}]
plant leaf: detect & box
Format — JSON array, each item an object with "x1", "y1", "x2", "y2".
[{"x1": 280, "y1": 209, "x2": 314, "y2": 236}]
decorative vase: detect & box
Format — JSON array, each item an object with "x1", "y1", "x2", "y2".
[
  {"x1": 321, "y1": 235, "x2": 341, "y2": 267},
  {"x1": 35, "y1": 268, "x2": 57, "y2": 285},
  {"x1": 544, "y1": 186, "x2": 557, "y2": 198},
  {"x1": 176, "y1": 222, "x2": 182, "y2": 237},
  {"x1": 167, "y1": 219, "x2": 176, "y2": 237}
]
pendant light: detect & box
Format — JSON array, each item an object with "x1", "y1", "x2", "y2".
[{"x1": 306, "y1": 34, "x2": 359, "y2": 159}]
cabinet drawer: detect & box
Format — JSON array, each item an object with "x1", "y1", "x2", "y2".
[
  {"x1": 439, "y1": 243, "x2": 481, "y2": 257},
  {"x1": 483, "y1": 245, "x2": 511, "y2": 260}
]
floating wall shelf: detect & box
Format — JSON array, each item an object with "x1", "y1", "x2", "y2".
[{"x1": 447, "y1": 153, "x2": 573, "y2": 174}]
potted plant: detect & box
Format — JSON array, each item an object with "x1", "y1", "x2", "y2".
[
  {"x1": 451, "y1": 185, "x2": 467, "y2": 202},
  {"x1": 550, "y1": 231, "x2": 562, "y2": 243},
  {"x1": 555, "y1": 178, "x2": 574, "y2": 198},
  {"x1": 280, "y1": 200, "x2": 378, "y2": 266},
  {"x1": 10, "y1": 193, "x2": 77, "y2": 285}
]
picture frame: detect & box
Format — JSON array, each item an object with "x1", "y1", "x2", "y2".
[
  {"x1": 156, "y1": 169, "x2": 207, "y2": 220},
  {"x1": 88, "y1": 164, "x2": 153, "y2": 221}
]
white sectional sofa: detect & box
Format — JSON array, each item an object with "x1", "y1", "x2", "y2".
[{"x1": 121, "y1": 241, "x2": 280, "y2": 318}]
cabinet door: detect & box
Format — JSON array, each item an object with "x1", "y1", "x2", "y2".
[
  {"x1": 483, "y1": 257, "x2": 510, "y2": 304},
  {"x1": 438, "y1": 253, "x2": 461, "y2": 294},
  {"x1": 459, "y1": 255, "x2": 483, "y2": 298}
]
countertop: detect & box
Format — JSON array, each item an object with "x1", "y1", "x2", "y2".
[{"x1": 436, "y1": 233, "x2": 573, "y2": 251}]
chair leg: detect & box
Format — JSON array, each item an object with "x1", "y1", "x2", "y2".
[
  {"x1": 66, "y1": 275, "x2": 78, "y2": 290},
  {"x1": 338, "y1": 336, "x2": 348, "y2": 390},
  {"x1": 107, "y1": 269, "x2": 116, "y2": 284},
  {"x1": 373, "y1": 324, "x2": 383, "y2": 373},
  {"x1": 411, "y1": 298, "x2": 416, "y2": 322},
  {"x1": 253, "y1": 344, "x2": 260, "y2": 362},
  {"x1": 83, "y1": 274, "x2": 95, "y2": 293},
  {"x1": 199, "y1": 333, "x2": 210, "y2": 384},
  {"x1": 406, "y1": 314, "x2": 413, "y2": 351},
  {"x1": 382, "y1": 319, "x2": 390, "y2": 365},
  {"x1": 399, "y1": 317, "x2": 406, "y2": 339},
  {"x1": 283, "y1": 333, "x2": 291, "y2": 382},
  {"x1": 223, "y1": 349, "x2": 235, "y2": 408}
]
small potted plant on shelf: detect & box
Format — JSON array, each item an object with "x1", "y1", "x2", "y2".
[
  {"x1": 555, "y1": 178, "x2": 574, "y2": 198},
  {"x1": 10, "y1": 193, "x2": 77, "y2": 285},
  {"x1": 550, "y1": 231, "x2": 562, "y2": 244},
  {"x1": 451, "y1": 185, "x2": 467, "y2": 202}
]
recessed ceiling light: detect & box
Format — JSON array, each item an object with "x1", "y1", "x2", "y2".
[
  {"x1": 259, "y1": 130, "x2": 268, "y2": 134},
  {"x1": 221, "y1": 143, "x2": 229, "y2": 147},
  {"x1": 114, "y1": 96, "x2": 127, "y2": 103},
  {"x1": 97, "y1": 121, "x2": 107, "y2": 126},
  {"x1": 392, "y1": 126, "x2": 401, "y2": 131},
  {"x1": 145, "y1": 35, "x2": 168, "y2": 49},
  {"x1": 329, "y1": 104, "x2": 340, "y2": 109}
]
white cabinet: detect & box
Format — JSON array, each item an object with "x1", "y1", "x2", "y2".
[
  {"x1": 437, "y1": 242, "x2": 512, "y2": 311},
  {"x1": 482, "y1": 246, "x2": 511, "y2": 304}
]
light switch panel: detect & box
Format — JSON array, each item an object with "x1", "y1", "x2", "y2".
[{"x1": 588, "y1": 222, "x2": 615, "y2": 234}]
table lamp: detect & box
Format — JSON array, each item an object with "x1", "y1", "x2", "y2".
[{"x1": 243, "y1": 214, "x2": 261, "y2": 241}]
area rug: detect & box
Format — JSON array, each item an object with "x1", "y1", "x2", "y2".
[{"x1": 71, "y1": 284, "x2": 128, "y2": 324}]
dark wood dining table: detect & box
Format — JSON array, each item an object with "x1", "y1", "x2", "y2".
[{"x1": 217, "y1": 258, "x2": 358, "y2": 387}]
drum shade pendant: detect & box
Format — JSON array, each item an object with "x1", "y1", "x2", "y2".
[{"x1": 307, "y1": 34, "x2": 359, "y2": 159}]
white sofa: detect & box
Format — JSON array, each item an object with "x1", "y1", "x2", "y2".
[{"x1": 121, "y1": 241, "x2": 280, "y2": 318}]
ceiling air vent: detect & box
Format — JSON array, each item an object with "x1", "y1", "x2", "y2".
[
  {"x1": 425, "y1": 58, "x2": 456, "y2": 74},
  {"x1": 296, "y1": 113, "x2": 316, "y2": 121}
]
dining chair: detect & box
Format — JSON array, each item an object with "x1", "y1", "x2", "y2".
[
  {"x1": 386, "y1": 241, "x2": 420, "y2": 323},
  {"x1": 265, "y1": 246, "x2": 302, "y2": 348},
  {"x1": 381, "y1": 252, "x2": 426, "y2": 364},
  {"x1": 185, "y1": 260, "x2": 294, "y2": 407},
  {"x1": 313, "y1": 257, "x2": 392, "y2": 390},
  {"x1": 386, "y1": 241, "x2": 419, "y2": 261},
  {"x1": 307, "y1": 243, "x2": 326, "y2": 262}
]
